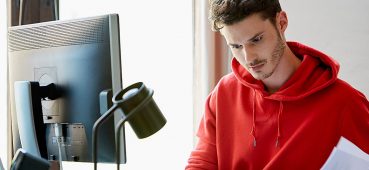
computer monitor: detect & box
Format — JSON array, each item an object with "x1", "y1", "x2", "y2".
[{"x1": 8, "y1": 14, "x2": 123, "y2": 163}]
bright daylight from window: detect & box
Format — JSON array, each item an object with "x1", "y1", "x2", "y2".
[{"x1": 1, "y1": 0, "x2": 193, "y2": 169}]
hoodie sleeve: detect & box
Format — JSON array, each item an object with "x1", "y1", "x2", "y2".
[
  {"x1": 341, "y1": 90, "x2": 369, "y2": 154},
  {"x1": 186, "y1": 91, "x2": 218, "y2": 170}
]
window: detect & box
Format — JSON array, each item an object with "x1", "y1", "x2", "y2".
[
  {"x1": 59, "y1": 1, "x2": 194, "y2": 169},
  {"x1": 2, "y1": 1, "x2": 193, "y2": 169}
]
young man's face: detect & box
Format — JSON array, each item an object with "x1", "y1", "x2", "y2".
[{"x1": 220, "y1": 13, "x2": 286, "y2": 80}]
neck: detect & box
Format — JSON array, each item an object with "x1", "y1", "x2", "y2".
[{"x1": 262, "y1": 45, "x2": 301, "y2": 94}]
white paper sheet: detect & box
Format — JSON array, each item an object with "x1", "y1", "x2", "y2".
[{"x1": 321, "y1": 137, "x2": 369, "y2": 170}]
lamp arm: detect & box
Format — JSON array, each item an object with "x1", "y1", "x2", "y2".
[
  {"x1": 92, "y1": 103, "x2": 119, "y2": 170},
  {"x1": 115, "y1": 92, "x2": 153, "y2": 170}
]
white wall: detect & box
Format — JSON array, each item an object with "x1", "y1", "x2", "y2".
[
  {"x1": 59, "y1": 0, "x2": 194, "y2": 169},
  {"x1": 280, "y1": 0, "x2": 369, "y2": 97}
]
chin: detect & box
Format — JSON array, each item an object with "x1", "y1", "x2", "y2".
[
  {"x1": 252, "y1": 71, "x2": 274, "y2": 80},
  {"x1": 251, "y1": 73, "x2": 264, "y2": 80}
]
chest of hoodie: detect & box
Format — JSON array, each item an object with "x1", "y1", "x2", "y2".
[{"x1": 213, "y1": 87, "x2": 346, "y2": 165}]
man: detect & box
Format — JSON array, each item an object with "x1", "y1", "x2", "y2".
[{"x1": 186, "y1": 0, "x2": 369, "y2": 169}]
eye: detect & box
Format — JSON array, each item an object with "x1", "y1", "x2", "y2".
[
  {"x1": 251, "y1": 35, "x2": 263, "y2": 44},
  {"x1": 230, "y1": 44, "x2": 242, "y2": 49}
]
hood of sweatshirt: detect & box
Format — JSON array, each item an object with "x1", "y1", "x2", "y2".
[
  {"x1": 232, "y1": 41, "x2": 340, "y2": 147},
  {"x1": 232, "y1": 41, "x2": 339, "y2": 101}
]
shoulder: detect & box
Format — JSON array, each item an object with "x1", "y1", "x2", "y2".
[
  {"x1": 209, "y1": 72, "x2": 253, "y2": 102},
  {"x1": 216, "y1": 73, "x2": 242, "y2": 90},
  {"x1": 208, "y1": 73, "x2": 237, "y2": 99},
  {"x1": 210, "y1": 73, "x2": 249, "y2": 97},
  {"x1": 331, "y1": 79, "x2": 368, "y2": 104}
]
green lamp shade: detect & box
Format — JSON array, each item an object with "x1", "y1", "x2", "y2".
[{"x1": 114, "y1": 82, "x2": 167, "y2": 139}]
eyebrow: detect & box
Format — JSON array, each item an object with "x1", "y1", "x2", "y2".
[{"x1": 228, "y1": 31, "x2": 264, "y2": 46}]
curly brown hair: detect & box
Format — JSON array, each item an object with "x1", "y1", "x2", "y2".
[{"x1": 209, "y1": 0, "x2": 282, "y2": 31}]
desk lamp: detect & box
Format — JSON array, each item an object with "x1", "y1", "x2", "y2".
[{"x1": 92, "y1": 82, "x2": 166, "y2": 170}]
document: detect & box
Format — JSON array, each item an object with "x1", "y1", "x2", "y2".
[{"x1": 321, "y1": 137, "x2": 369, "y2": 170}]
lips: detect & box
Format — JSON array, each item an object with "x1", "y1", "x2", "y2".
[{"x1": 248, "y1": 61, "x2": 266, "y2": 71}]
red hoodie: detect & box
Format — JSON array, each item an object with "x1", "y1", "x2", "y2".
[{"x1": 186, "y1": 42, "x2": 369, "y2": 169}]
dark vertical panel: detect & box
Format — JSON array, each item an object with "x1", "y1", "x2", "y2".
[
  {"x1": 10, "y1": 0, "x2": 57, "y2": 26},
  {"x1": 39, "y1": 0, "x2": 57, "y2": 22},
  {"x1": 10, "y1": 0, "x2": 20, "y2": 26}
]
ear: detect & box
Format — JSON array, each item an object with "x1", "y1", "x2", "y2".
[{"x1": 277, "y1": 11, "x2": 288, "y2": 33}]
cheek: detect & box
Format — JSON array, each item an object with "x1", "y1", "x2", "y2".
[{"x1": 258, "y1": 44, "x2": 276, "y2": 58}]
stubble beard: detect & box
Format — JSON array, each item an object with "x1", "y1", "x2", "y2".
[{"x1": 260, "y1": 35, "x2": 286, "y2": 79}]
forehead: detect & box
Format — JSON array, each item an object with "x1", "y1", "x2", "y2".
[{"x1": 220, "y1": 13, "x2": 273, "y2": 43}]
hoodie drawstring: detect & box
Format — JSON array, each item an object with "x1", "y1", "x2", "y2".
[
  {"x1": 276, "y1": 101, "x2": 283, "y2": 147},
  {"x1": 249, "y1": 91, "x2": 284, "y2": 148},
  {"x1": 250, "y1": 90, "x2": 257, "y2": 147}
]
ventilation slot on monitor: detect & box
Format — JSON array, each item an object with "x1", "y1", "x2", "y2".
[{"x1": 8, "y1": 17, "x2": 107, "y2": 52}]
